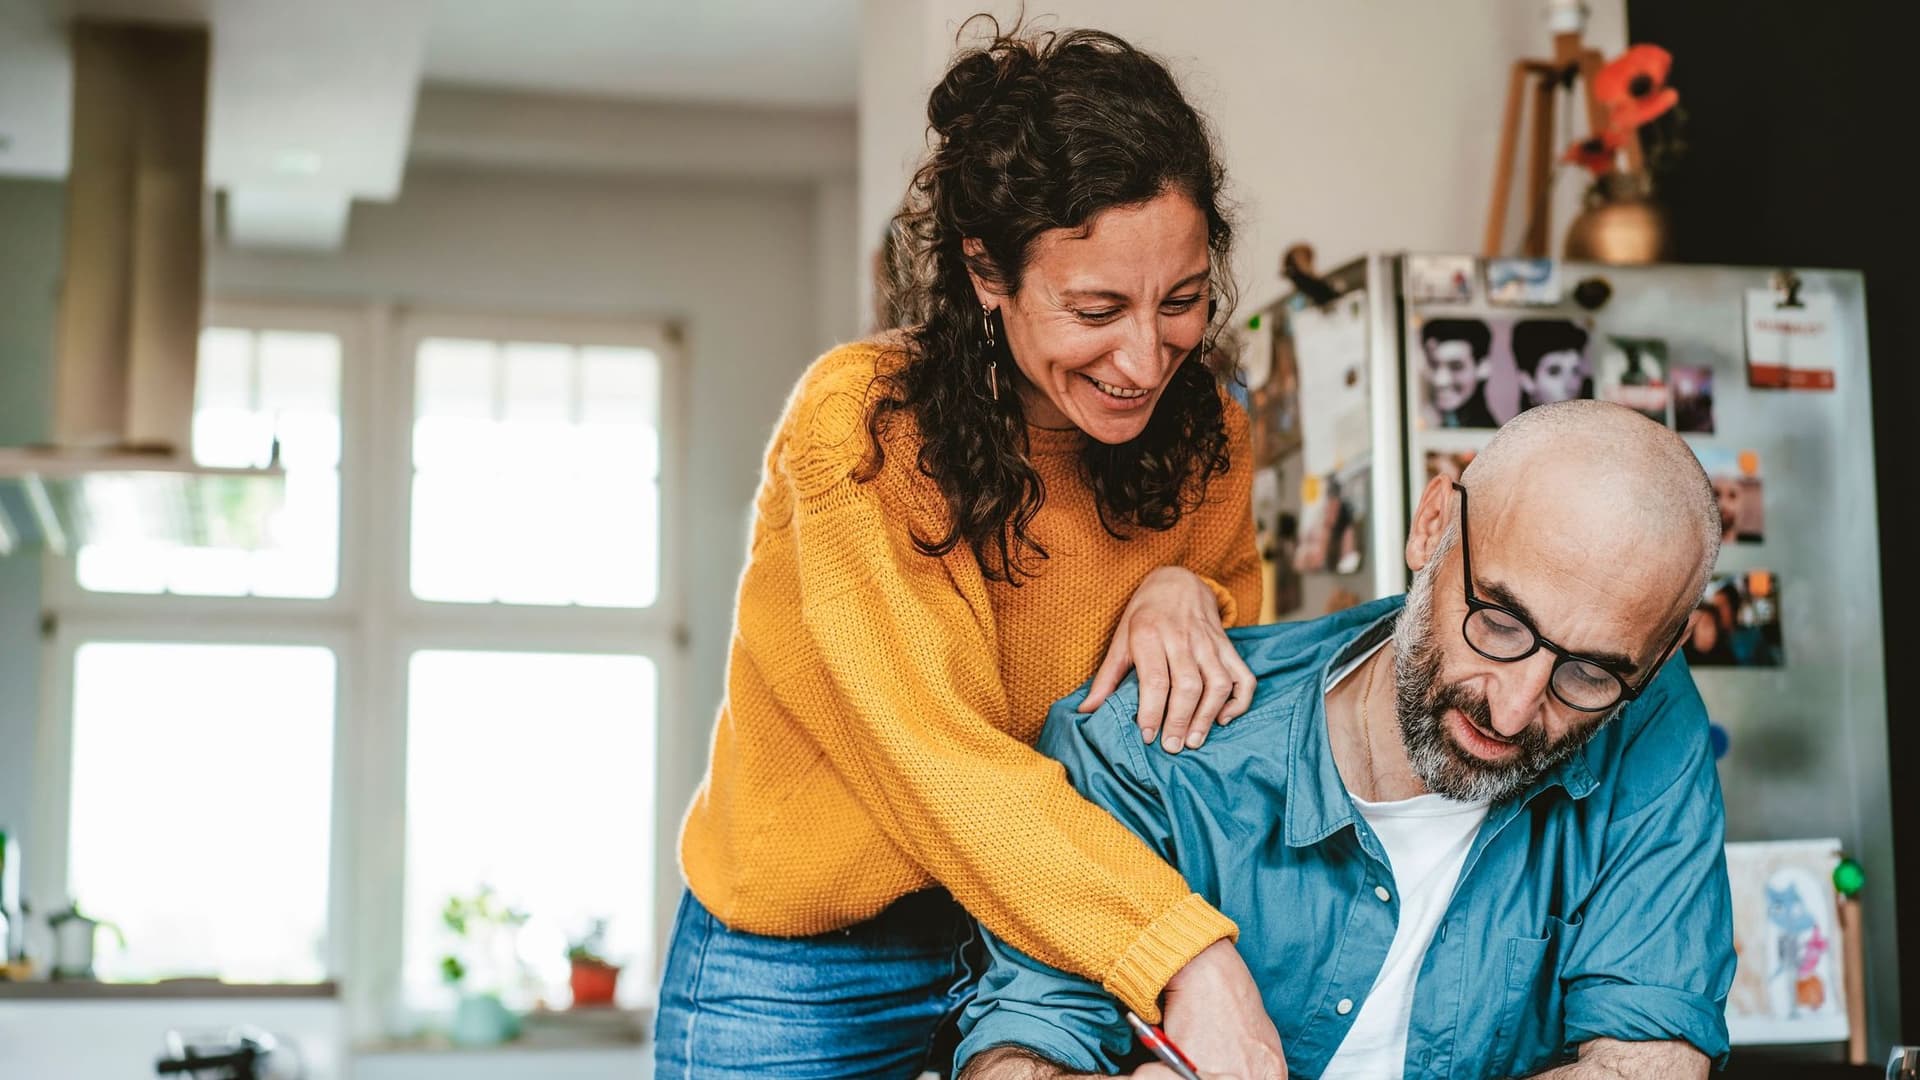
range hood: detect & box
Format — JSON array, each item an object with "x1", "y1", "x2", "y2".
[{"x1": 0, "y1": 19, "x2": 283, "y2": 557}]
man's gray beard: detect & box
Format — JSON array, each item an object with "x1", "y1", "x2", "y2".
[{"x1": 1389, "y1": 553, "x2": 1615, "y2": 803}]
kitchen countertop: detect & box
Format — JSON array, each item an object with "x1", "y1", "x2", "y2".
[{"x1": 0, "y1": 978, "x2": 337, "y2": 999}]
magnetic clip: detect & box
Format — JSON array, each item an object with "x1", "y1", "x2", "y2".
[{"x1": 1771, "y1": 268, "x2": 1805, "y2": 309}]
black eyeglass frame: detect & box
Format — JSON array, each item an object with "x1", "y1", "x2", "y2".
[{"x1": 1450, "y1": 481, "x2": 1688, "y2": 713}]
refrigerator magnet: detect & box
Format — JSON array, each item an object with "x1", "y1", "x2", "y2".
[
  {"x1": 1670, "y1": 365, "x2": 1715, "y2": 433},
  {"x1": 1486, "y1": 257, "x2": 1564, "y2": 305},
  {"x1": 1406, "y1": 254, "x2": 1476, "y2": 305},
  {"x1": 1596, "y1": 335, "x2": 1672, "y2": 425},
  {"x1": 1694, "y1": 448, "x2": 1764, "y2": 545},
  {"x1": 1744, "y1": 271, "x2": 1838, "y2": 390},
  {"x1": 1683, "y1": 568, "x2": 1784, "y2": 668}
]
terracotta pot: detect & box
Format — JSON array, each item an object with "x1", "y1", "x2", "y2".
[
  {"x1": 569, "y1": 959, "x2": 620, "y2": 1007},
  {"x1": 1563, "y1": 172, "x2": 1669, "y2": 265}
]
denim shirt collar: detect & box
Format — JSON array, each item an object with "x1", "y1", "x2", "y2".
[{"x1": 1281, "y1": 599, "x2": 1598, "y2": 851}]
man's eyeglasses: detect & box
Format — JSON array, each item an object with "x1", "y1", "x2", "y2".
[{"x1": 1451, "y1": 481, "x2": 1686, "y2": 713}]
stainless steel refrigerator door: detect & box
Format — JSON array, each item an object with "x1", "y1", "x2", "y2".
[{"x1": 1397, "y1": 257, "x2": 1896, "y2": 1053}]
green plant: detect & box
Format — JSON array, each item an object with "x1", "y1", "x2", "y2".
[
  {"x1": 566, "y1": 917, "x2": 616, "y2": 968},
  {"x1": 441, "y1": 885, "x2": 527, "y2": 938},
  {"x1": 438, "y1": 885, "x2": 528, "y2": 993}
]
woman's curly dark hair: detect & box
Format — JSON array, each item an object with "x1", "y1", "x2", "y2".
[{"x1": 864, "y1": 17, "x2": 1239, "y2": 584}]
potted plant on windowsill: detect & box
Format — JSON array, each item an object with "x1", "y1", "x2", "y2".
[
  {"x1": 439, "y1": 885, "x2": 528, "y2": 1046},
  {"x1": 566, "y1": 918, "x2": 621, "y2": 1008}
]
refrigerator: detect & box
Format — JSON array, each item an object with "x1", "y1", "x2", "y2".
[{"x1": 1239, "y1": 253, "x2": 1896, "y2": 1058}]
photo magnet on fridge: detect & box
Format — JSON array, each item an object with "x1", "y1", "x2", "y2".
[
  {"x1": 1596, "y1": 335, "x2": 1670, "y2": 423},
  {"x1": 1670, "y1": 365, "x2": 1715, "y2": 433},
  {"x1": 1406, "y1": 254, "x2": 1476, "y2": 305},
  {"x1": 1245, "y1": 315, "x2": 1302, "y2": 466},
  {"x1": 1694, "y1": 448, "x2": 1764, "y2": 545},
  {"x1": 1416, "y1": 316, "x2": 1593, "y2": 430},
  {"x1": 1424, "y1": 449, "x2": 1480, "y2": 485},
  {"x1": 1683, "y1": 569, "x2": 1783, "y2": 668},
  {"x1": 1745, "y1": 273, "x2": 1838, "y2": 390},
  {"x1": 1292, "y1": 464, "x2": 1368, "y2": 578},
  {"x1": 1486, "y1": 257, "x2": 1564, "y2": 305}
]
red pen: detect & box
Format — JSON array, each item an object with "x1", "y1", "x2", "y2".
[{"x1": 1125, "y1": 1010, "x2": 1205, "y2": 1080}]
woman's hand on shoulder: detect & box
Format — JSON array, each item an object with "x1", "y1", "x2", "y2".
[{"x1": 1079, "y1": 566, "x2": 1256, "y2": 753}]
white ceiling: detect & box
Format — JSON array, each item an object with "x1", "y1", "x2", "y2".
[
  {"x1": 0, "y1": 0, "x2": 859, "y2": 248},
  {"x1": 422, "y1": 0, "x2": 860, "y2": 108}
]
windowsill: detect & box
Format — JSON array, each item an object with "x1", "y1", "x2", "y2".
[
  {"x1": 355, "y1": 1005, "x2": 651, "y2": 1055},
  {"x1": 356, "y1": 1041, "x2": 650, "y2": 1056},
  {"x1": 0, "y1": 978, "x2": 339, "y2": 1000}
]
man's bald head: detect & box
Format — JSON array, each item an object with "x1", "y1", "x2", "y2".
[
  {"x1": 1388, "y1": 400, "x2": 1720, "y2": 802},
  {"x1": 1459, "y1": 399, "x2": 1720, "y2": 627}
]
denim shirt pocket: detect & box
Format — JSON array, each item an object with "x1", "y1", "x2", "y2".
[{"x1": 1494, "y1": 914, "x2": 1577, "y2": 1078}]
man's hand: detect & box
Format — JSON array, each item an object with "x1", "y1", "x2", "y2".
[{"x1": 1160, "y1": 939, "x2": 1287, "y2": 1080}]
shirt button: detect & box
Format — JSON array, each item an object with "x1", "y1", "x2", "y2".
[
  {"x1": 1336, "y1": 998, "x2": 1354, "y2": 1015},
  {"x1": 1375, "y1": 885, "x2": 1392, "y2": 902}
]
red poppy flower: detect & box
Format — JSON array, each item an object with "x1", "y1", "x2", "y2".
[
  {"x1": 1562, "y1": 130, "x2": 1624, "y2": 176},
  {"x1": 1594, "y1": 44, "x2": 1678, "y2": 130}
]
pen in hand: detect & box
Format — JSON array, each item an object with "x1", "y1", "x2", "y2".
[{"x1": 1125, "y1": 1010, "x2": 1206, "y2": 1080}]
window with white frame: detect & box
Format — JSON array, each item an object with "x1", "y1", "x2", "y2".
[
  {"x1": 44, "y1": 303, "x2": 677, "y2": 1025},
  {"x1": 66, "y1": 641, "x2": 336, "y2": 982},
  {"x1": 401, "y1": 649, "x2": 657, "y2": 1011},
  {"x1": 76, "y1": 324, "x2": 343, "y2": 599},
  {"x1": 410, "y1": 335, "x2": 661, "y2": 607}
]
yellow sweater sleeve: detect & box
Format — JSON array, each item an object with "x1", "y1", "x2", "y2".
[
  {"x1": 1195, "y1": 399, "x2": 1264, "y2": 628},
  {"x1": 762, "y1": 380, "x2": 1236, "y2": 1020}
]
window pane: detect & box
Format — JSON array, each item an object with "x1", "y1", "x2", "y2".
[
  {"x1": 251, "y1": 469, "x2": 340, "y2": 599},
  {"x1": 67, "y1": 643, "x2": 335, "y2": 983},
  {"x1": 502, "y1": 342, "x2": 573, "y2": 424},
  {"x1": 574, "y1": 478, "x2": 658, "y2": 609},
  {"x1": 78, "y1": 326, "x2": 342, "y2": 599},
  {"x1": 409, "y1": 336, "x2": 662, "y2": 607},
  {"x1": 415, "y1": 338, "x2": 496, "y2": 471},
  {"x1": 408, "y1": 471, "x2": 493, "y2": 605},
  {"x1": 258, "y1": 331, "x2": 342, "y2": 470},
  {"x1": 581, "y1": 347, "x2": 659, "y2": 431},
  {"x1": 403, "y1": 650, "x2": 656, "y2": 1011}
]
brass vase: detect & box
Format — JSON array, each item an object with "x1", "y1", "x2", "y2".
[{"x1": 1563, "y1": 171, "x2": 1669, "y2": 265}]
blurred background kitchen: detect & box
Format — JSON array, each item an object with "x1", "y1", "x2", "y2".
[{"x1": 0, "y1": 1, "x2": 1910, "y2": 1078}]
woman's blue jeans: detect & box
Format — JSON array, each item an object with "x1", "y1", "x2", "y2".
[{"x1": 653, "y1": 888, "x2": 986, "y2": 1079}]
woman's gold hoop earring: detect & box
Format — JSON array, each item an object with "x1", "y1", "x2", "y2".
[{"x1": 981, "y1": 305, "x2": 1000, "y2": 401}]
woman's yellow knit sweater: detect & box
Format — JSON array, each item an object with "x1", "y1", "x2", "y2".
[{"x1": 679, "y1": 338, "x2": 1262, "y2": 1019}]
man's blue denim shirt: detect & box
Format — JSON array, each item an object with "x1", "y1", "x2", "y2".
[{"x1": 957, "y1": 596, "x2": 1735, "y2": 1079}]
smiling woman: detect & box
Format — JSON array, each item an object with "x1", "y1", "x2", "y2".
[{"x1": 655, "y1": 17, "x2": 1272, "y2": 1080}]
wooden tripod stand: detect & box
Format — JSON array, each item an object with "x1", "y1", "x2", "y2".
[{"x1": 1483, "y1": 29, "x2": 1644, "y2": 257}]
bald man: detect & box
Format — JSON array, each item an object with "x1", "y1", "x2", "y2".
[{"x1": 957, "y1": 401, "x2": 1734, "y2": 1080}]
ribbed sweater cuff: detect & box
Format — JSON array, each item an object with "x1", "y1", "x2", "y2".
[
  {"x1": 1199, "y1": 574, "x2": 1239, "y2": 628},
  {"x1": 1103, "y1": 893, "x2": 1239, "y2": 1022}
]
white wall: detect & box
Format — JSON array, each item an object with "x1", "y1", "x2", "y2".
[
  {"x1": 858, "y1": 0, "x2": 1626, "y2": 315},
  {"x1": 209, "y1": 163, "x2": 822, "y2": 988},
  {"x1": 407, "y1": 87, "x2": 863, "y2": 349},
  {"x1": 813, "y1": 177, "x2": 861, "y2": 350},
  {"x1": 0, "y1": 178, "x2": 63, "y2": 886}
]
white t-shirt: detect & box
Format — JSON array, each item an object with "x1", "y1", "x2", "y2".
[{"x1": 1318, "y1": 643, "x2": 1490, "y2": 1080}]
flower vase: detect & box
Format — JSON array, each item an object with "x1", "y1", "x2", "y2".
[
  {"x1": 569, "y1": 959, "x2": 621, "y2": 1007},
  {"x1": 450, "y1": 991, "x2": 521, "y2": 1046},
  {"x1": 1563, "y1": 171, "x2": 1669, "y2": 265}
]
